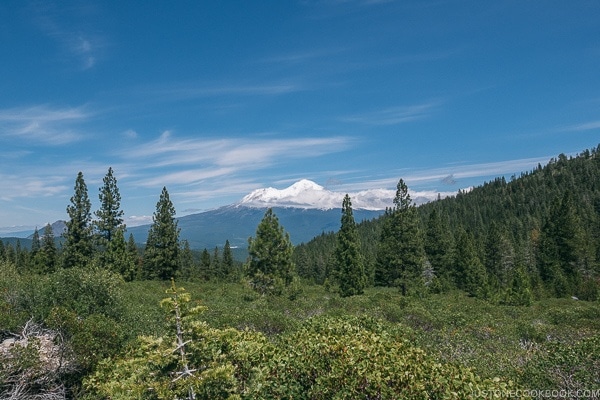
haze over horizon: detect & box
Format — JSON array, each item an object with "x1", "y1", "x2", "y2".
[{"x1": 1, "y1": 1, "x2": 599, "y2": 228}]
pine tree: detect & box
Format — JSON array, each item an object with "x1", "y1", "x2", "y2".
[
  {"x1": 179, "y1": 240, "x2": 196, "y2": 281},
  {"x1": 199, "y1": 248, "x2": 211, "y2": 280},
  {"x1": 105, "y1": 228, "x2": 136, "y2": 281},
  {"x1": 538, "y1": 192, "x2": 586, "y2": 297},
  {"x1": 94, "y1": 167, "x2": 125, "y2": 244},
  {"x1": 454, "y1": 228, "x2": 488, "y2": 298},
  {"x1": 502, "y1": 262, "x2": 533, "y2": 306},
  {"x1": 375, "y1": 179, "x2": 425, "y2": 295},
  {"x1": 143, "y1": 187, "x2": 180, "y2": 280},
  {"x1": 484, "y1": 222, "x2": 515, "y2": 290},
  {"x1": 39, "y1": 224, "x2": 57, "y2": 274},
  {"x1": 29, "y1": 228, "x2": 41, "y2": 273},
  {"x1": 212, "y1": 246, "x2": 222, "y2": 280},
  {"x1": 14, "y1": 240, "x2": 27, "y2": 272},
  {"x1": 246, "y1": 208, "x2": 295, "y2": 295},
  {"x1": 63, "y1": 172, "x2": 94, "y2": 268},
  {"x1": 30, "y1": 224, "x2": 56, "y2": 274},
  {"x1": 127, "y1": 233, "x2": 141, "y2": 279},
  {"x1": 424, "y1": 208, "x2": 454, "y2": 291},
  {"x1": 222, "y1": 240, "x2": 236, "y2": 281},
  {"x1": 334, "y1": 194, "x2": 366, "y2": 297},
  {"x1": 31, "y1": 228, "x2": 41, "y2": 254}
]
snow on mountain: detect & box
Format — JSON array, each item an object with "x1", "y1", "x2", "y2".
[
  {"x1": 239, "y1": 179, "x2": 343, "y2": 209},
  {"x1": 238, "y1": 179, "x2": 450, "y2": 210}
]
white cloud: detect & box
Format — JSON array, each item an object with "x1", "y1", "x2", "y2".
[
  {"x1": 122, "y1": 129, "x2": 138, "y2": 139},
  {"x1": 0, "y1": 173, "x2": 68, "y2": 201},
  {"x1": 341, "y1": 103, "x2": 437, "y2": 125},
  {"x1": 346, "y1": 156, "x2": 552, "y2": 191},
  {"x1": 125, "y1": 215, "x2": 154, "y2": 227},
  {"x1": 566, "y1": 120, "x2": 600, "y2": 131},
  {"x1": 137, "y1": 168, "x2": 237, "y2": 188},
  {"x1": 137, "y1": 81, "x2": 304, "y2": 103},
  {"x1": 0, "y1": 105, "x2": 90, "y2": 145},
  {"x1": 30, "y1": 1, "x2": 104, "y2": 70},
  {"x1": 122, "y1": 133, "x2": 353, "y2": 173}
]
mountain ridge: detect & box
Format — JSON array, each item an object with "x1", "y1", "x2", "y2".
[
  {"x1": 1, "y1": 179, "x2": 437, "y2": 249},
  {"x1": 127, "y1": 205, "x2": 383, "y2": 250}
]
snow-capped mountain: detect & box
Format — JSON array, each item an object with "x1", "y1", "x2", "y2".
[
  {"x1": 239, "y1": 179, "x2": 395, "y2": 210},
  {"x1": 2, "y1": 180, "x2": 453, "y2": 251},
  {"x1": 238, "y1": 179, "x2": 447, "y2": 210}
]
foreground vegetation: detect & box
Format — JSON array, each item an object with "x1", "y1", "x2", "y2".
[{"x1": 2, "y1": 262, "x2": 599, "y2": 398}]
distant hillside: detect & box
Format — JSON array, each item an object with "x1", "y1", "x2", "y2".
[
  {"x1": 128, "y1": 206, "x2": 384, "y2": 250},
  {"x1": 26, "y1": 221, "x2": 67, "y2": 239},
  {"x1": 0, "y1": 237, "x2": 33, "y2": 249},
  {"x1": 295, "y1": 145, "x2": 600, "y2": 295}
]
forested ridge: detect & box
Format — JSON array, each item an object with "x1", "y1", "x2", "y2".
[
  {"x1": 296, "y1": 145, "x2": 600, "y2": 302},
  {"x1": 1, "y1": 146, "x2": 600, "y2": 399}
]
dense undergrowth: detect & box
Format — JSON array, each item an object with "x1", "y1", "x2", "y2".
[
  {"x1": 2, "y1": 262, "x2": 599, "y2": 398},
  {"x1": 121, "y1": 280, "x2": 600, "y2": 386}
]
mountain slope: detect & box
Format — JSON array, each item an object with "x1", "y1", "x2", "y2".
[
  {"x1": 127, "y1": 205, "x2": 383, "y2": 250},
  {"x1": 294, "y1": 146, "x2": 600, "y2": 296}
]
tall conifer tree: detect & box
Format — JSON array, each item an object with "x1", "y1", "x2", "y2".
[
  {"x1": 424, "y1": 208, "x2": 454, "y2": 290},
  {"x1": 105, "y1": 228, "x2": 136, "y2": 281},
  {"x1": 31, "y1": 228, "x2": 41, "y2": 254},
  {"x1": 95, "y1": 167, "x2": 125, "y2": 244},
  {"x1": 222, "y1": 239, "x2": 236, "y2": 281},
  {"x1": 143, "y1": 187, "x2": 180, "y2": 280},
  {"x1": 454, "y1": 228, "x2": 488, "y2": 298},
  {"x1": 246, "y1": 208, "x2": 295, "y2": 294},
  {"x1": 199, "y1": 248, "x2": 212, "y2": 280},
  {"x1": 375, "y1": 179, "x2": 425, "y2": 295},
  {"x1": 334, "y1": 194, "x2": 366, "y2": 297},
  {"x1": 538, "y1": 192, "x2": 586, "y2": 296},
  {"x1": 63, "y1": 172, "x2": 94, "y2": 268},
  {"x1": 39, "y1": 224, "x2": 57, "y2": 274},
  {"x1": 178, "y1": 240, "x2": 195, "y2": 280}
]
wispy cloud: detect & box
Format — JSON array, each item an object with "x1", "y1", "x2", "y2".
[
  {"x1": 565, "y1": 120, "x2": 600, "y2": 131},
  {"x1": 135, "y1": 81, "x2": 304, "y2": 103},
  {"x1": 0, "y1": 173, "x2": 68, "y2": 201},
  {"x1": 341, "y1": 103, "x2": 438, "y2": 125},
  {"x1": 339, "y1": 156, "x2": 553, "y2": 193},
  {"x1": 29, "y1": 1, "x2": 104, "y2": 70},
  {"x1": 119, "y1": 132, "x2": 355, "y2": 190},
  {"x1": 258, "y1": 47, "x2": 349, "y2": 64},
  {"x1": 0, "y1": 105, "x2": 90, "y2": 145},
  {"x1": 125, "y1": 132, "x2": 351, "y2": 168},
  {"x1": 136, "y1": 168, "x2": 237, "y2": 188}
]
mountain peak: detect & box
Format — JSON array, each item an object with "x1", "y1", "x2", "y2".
[
  {"x1": 237, "y1": 178, "x2": 456, "y2": 210},
  {"x1": 239, "y1": 179, "x2": 396, "y2": 210},
  {"x1": 286, "y1": 179, "x2": 324, "y2": 193},
  {"x1": 239, "y1": 179, "x2": 331, "y2": 209}
]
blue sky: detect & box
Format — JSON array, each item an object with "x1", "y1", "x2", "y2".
[{"x1": 1, "y1": 0, "x2": 600, "y2": 229}]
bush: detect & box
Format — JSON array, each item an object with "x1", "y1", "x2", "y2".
[
  {"x1": 0, "y1": 261, "x2": 28, "y2": 332},
  {"x1": 519, "y1": 335, "x2": 600, "y2": 390},
  {"x1": 253, "y1": 315, "x2": 510, "y2": 399},
  {"x1": 46, "y1": 266, "x2": 125, "y2": 319},
  {"x1": 84, "y1": 285, "x2": 512, "y2": 399}
]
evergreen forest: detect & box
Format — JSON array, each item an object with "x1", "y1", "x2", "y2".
[{"x1": 1, "y1": 147, "x2": 600, "y2": 399}]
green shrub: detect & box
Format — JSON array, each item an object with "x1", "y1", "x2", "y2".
[
  {"x1": 253, "y1": 315, "x2": 511, "y2": 399},
  {"x1": 47, "y1": 266, "x2": 125, "y2": 319},
  {"x1": 0, "y1": 261, "x2": 28, "y2": 332},
  {"x1": 518, "y1": 335, "x2": 600, "y2": 390},
  {"x1": 85, "y1": 292, "x2": 512, "y2": 399}
]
